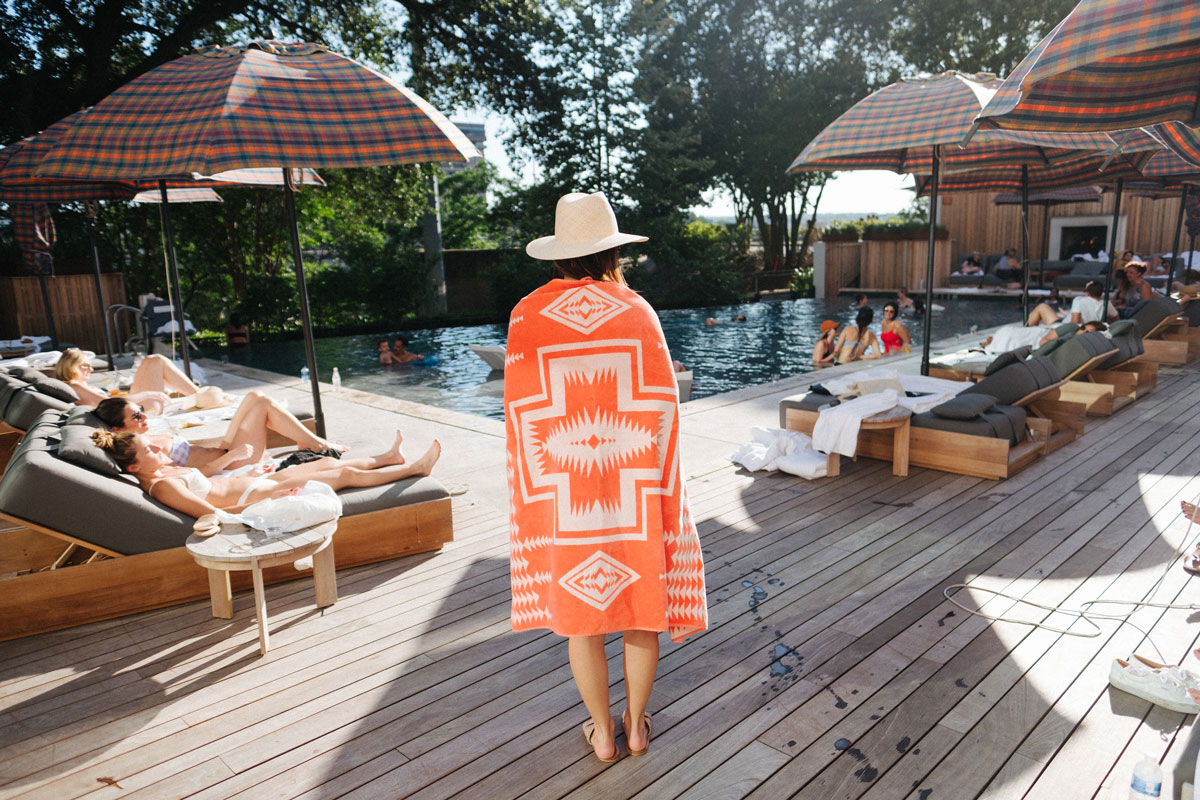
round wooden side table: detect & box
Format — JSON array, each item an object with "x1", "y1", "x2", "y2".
[
  {"x1": 825, "y1": 406, "x2": 912, "y2": 477},
  {"x1": 186, "y1": 519, "x2": 338, "y2": 656}
]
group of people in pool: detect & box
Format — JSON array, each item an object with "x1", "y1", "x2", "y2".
[
  {"x1": 812, "y1": 289, "x2": 916, "y2": 367},
  {"x1": 54, "y1": 347, "x2": 441, "y2": 520},
  {"x1": 377, "y1": 337, "x2": 428, "y2": 366}
]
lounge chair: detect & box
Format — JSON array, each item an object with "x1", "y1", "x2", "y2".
[
  {"x1": 1027, "y1": 330, "x2": 1130, "y2": 417},
  {"x1": 0, "y1": 407, "x2": 454, "y2": 641},
  {"x1": 779, "y1": 360, "x2": 1062, "y2": 480},
  {"x1": 1053, "y1": 260, "x2": 1109, "y2": 290},
  {"x1": 1129, "y1": 296, "x2": 1189, "y2": 365}
]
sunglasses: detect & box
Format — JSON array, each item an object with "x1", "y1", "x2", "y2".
[{"x1": 131, "y1": 407, "x2": 146, "y2": 422}]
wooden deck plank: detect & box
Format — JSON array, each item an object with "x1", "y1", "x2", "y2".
[{"x1": 4, "y1": 361, "x2": 1200, "y2": 799}]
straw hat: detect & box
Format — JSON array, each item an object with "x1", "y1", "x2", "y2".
[
  {"x1": 187, "y1": 385, "x2": 229, "y2": 410},
  {"x1": 820, "y1": 320, "x2": 839, "y2": 333},
  {"x1": 525, "y1": 192, "x2": 647, "y2": 261},
  {"x1": 1175, "y1": 284, "x2": 1200, "y2": 300}
]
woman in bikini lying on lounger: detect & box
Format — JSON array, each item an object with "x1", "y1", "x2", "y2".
[
  {"x1": 91, "y1": 429, "x2": 440, "y2": 517},
  {"x1": 92, "y1": 392, "x2": 345, "y2": 474},
  {"x1": 56, "y1": 348, "x2": 198, "y2": 412}
]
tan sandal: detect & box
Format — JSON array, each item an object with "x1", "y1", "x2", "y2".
[
  {"x1": 623, "y1": 709, "x2": 652, "y2": 756},
  {"x1": 582, "y1": 720, "x2": 620, "y2": 763},
  {"x1": 1184, "y1": 551, "x2": 1200, "y2": 577}
]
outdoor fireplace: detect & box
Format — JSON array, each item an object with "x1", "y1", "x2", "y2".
[{"x1": 1048, "y1": 214, "x2": 1125, "y2": 261}]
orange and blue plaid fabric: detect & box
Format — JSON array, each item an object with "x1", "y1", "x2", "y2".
[
  {"x1": 1149, "y1": 121, "x2": 1200, "y2": 169},
  {"x1": 992, "y1": 186, "x2": 1103, "y2": 205},
  {"x1": 789, "y1": 71, "x2": 1140, "y2": 175},
  {"x1": 977, "y1": 0, "x2": 1200, "y2": 132},
  {"x1": 9, "y1": 204, "x2": 56, "y2": 275},
  {"x1": 914, "y1": 149, "x2": 1154, "y2": 194},
  {"x1": 34, "y1": 41, "x2": 479, "y2": 181}
]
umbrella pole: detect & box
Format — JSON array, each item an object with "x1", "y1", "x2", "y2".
[
  {"x1": 37, "y1": 273, "x2": 58, "y2": 349},
  {"x1": 157, "y1": 180, "x2": 192, "y2": 380},
  {"x1": 921, "y1": 146, "x2": 939, "y2": 377},
  {"x1": 82, "y1": 209, "x2": 117, "y2": 370},
  {"x1": 1102, "y1": 178, "x2": 1123, "y2": 317},
  {"x1": 1168, "y1": 185, "x2": 1187, "y2": 296},
  {"x1": 1040, "y1": 204, "x2": 1050, "y2": 289},
  {"x1": 283, "y1": 169, "x2": 326, "y2": 439},
  {"x1": 1020, "y1": 166, "x2": 1030, "y2": 321}
]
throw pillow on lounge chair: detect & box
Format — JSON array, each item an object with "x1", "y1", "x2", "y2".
[
  {"x1": 58, "y1": 424, "x2": 122, "y2": 476},
  {"x1": 984, "y1": 350, "x2": 1022, "y2": 376},
  {"x1": 931, "y1": 393, "x2": 997, "y2": 419},
  {"x1": 1032, "y1": 337, "x2": 1065, "y2": 358},
  {"x1": 1053, "y1": 322, "x2": 1079, "y2": 338}
]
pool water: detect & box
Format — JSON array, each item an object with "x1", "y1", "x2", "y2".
[{"x1": 221, "y1": 295, "x2": 1024, "y2": 420}]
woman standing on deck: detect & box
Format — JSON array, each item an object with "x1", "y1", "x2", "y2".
[{"x1": 505, "y1": 192, "x2": 708, "y2": 762}]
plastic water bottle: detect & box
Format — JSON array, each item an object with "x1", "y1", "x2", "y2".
[
  {"x1": 1130, "y1": 753, "x2": 1163, "y2": 799},
  {"x1": 331, "y1": 368, "x2": 341, "y2": 392},
  {"x1": 300, "y1": 365, "x2": 310, "y2": 385}
]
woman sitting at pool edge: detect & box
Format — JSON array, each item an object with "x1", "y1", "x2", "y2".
[
  {"x1": 55, "y1": 348, "x2": 197, "y2": 411},
  {"x1": 93, "y1": 392, "x2": 345, "y2": 474},
  {"x1": 91, "y1": 429, "x2": 441, "y2": 517}
]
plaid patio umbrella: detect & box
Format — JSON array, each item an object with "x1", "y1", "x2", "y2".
[
  {"x1": 36, "y1": 41, "x2": 480, "y2": 436},
  {"x1": 7, "y1": 203, "x2": 60, "y2": 347},
  {"x1": 973, "y1": 0, "x2": 1200, "y2": 135},
  {"x1": 1, "y1": 110, "x2": 320, "y2": 369},
  {"x1": 789, "y1": 71, "x2": 1150, "y2": 371}
]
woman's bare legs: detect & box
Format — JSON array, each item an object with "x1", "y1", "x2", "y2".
[
  {"x1": 569, "y1": 634, "x2": 616, "y2": 760},
  {"x1": 622, "y1": 630, "x2": 659, "y2": 754},
  {"x1": 241, "y1": 438, "x2": 440, "y2": 502},
  {"x1": 218, "y1": 391, "x2": 340, "y2": 466},
  {"x1": 271, "y1": 431, "x2": 408, "y2": 478},
  {"x1": 130, "y1": 354, "x2": 198, "y2": 396},
  {"x1": 1026, "y1": 303, "x2": 1060, "y2": 327}
]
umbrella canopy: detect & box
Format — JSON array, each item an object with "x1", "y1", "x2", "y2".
[
  {"x1": 973, "y1": 0, "x2": 1200, "y2": 134},
  {"x1": 913, "y1": 148, "x2": 1155, "y2": 194},
  {"x1": 35, "y1": 41, "x2": 477, "y2": 180},
  {"x1": 33, "y1": 40, "x2": 480, "y2": 438},
  {"x1": 789, "y1": 71, "x2": 1126, "y2": 174},
  {"x1": 992, "y1": 186, "x2": 1102, "y2": 205}
]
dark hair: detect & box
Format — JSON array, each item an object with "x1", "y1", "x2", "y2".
[
  {"x1": 94, "y1": 396, "x2": 131, "y2": 428},
  {"x1": 855, "y1": 306, "x2": 874, "y2": 329},
  {"x1": 1085, "y1": 280, "x2": 1103, "y2": 298},
  {"x1": 91, "y1": 429, "x2": 139, "y2": 471},
  {"x1": 1083, "y1": 321, "x2": 1108, "y2": 332},
  {"x1": 883, "y1": 302, "x2": 899, "y2": 315},
  {"x1": 554, "y1": 247, "x2": 625, "y2": 284}
]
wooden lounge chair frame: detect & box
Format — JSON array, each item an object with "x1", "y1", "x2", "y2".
[
  {"x1": 0, "y1": 495, "x2": 453, "y2": 642},
  {"x1": 782, "y1": 406, "x2": 1053, "y2": 481},
  {"x1": 1139, "y1": 314, "x2": 1189, "y2": 365}
]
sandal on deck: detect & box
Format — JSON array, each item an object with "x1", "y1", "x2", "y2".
[
  {"x1": 623, "y1": 709, "x2": 653, "y2": 756},
  {"x1": 1184, "y1": 552, "x2": 1200, "y2": 577},
  {"x1": 582, "y1": 721, "x2": 620, "y2": 763}
]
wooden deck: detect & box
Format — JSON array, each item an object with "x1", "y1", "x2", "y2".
[{"x1": 3, "y1": 353, "x2": 1200, "y2": 799}]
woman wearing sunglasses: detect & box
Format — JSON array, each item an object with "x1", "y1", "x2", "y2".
[
  {"x1": 92, "y1": 391, "x2": 345, "y2": 475},
  {"x1": 879, "y1": 302, "x2": 911, "y2": 355}
]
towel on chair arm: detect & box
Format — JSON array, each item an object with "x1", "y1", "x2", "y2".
[
  {"x1": 504, "y1": 278, "x2": 708, "y2": 643},
  {"x1": 812, "y1": 389, "x2": 901, "y2": 457}
]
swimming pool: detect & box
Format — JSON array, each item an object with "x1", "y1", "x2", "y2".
[{"x1": 221, "y1": 295, "x2": 1024, "y2": 420}]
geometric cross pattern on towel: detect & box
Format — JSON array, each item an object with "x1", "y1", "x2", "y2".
[
  {"x1": 539, "y1": 284, "x2": 632, "y2": 335},
  {"x1": 510, "y1": 342, "x2": 677, "y2": 544},
  {"x1": 558, "y1": 550, "x2": 641, "y2": 611}
]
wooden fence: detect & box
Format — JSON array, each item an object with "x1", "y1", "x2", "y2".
[
  {"x1": 822, "y1": 242, "x2": 862, "y2": 297},
  {"x1": 0, "y1": 274, "x2": 128, "y2": 352},
  {"x1": 860, "y1": 237, "x2": 952, "y2": 291}
]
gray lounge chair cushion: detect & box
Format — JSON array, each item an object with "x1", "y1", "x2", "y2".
[
  {"x1": 63, "y1": 406, "x2": 108, "y2": 428},
  {"x1": 778, "y1": 393, "x2": 839, "y2": 426},
  {"x1": 984, "y1": 351, "x2": 1021, "y2": 376},
  {"x1": 1184, "y1": 302, "x2": 1200, "y2": 327},
  {"x1": 4, "y1": 388, "x2": 72, "y2": 430},
  {"x1": 964, "y1": 356, "x2": 1057, "y2": 405},
  {"x1": 58, "y1": 424, "x2": 121, "y2": 476},
  {"x1": 6, "y1": 366, "x2": 79, "y2": 403},
  {"x1": 1053, "y1": 322, "x2": 1079, "y2": 338},
  {"x1": 931, "y1": 393, "x2": 996, "y2": 419},
  {"x1": 0, "y1": 373, "x2": 27, "y2": 417},
  {"x1": 913, "y1": 405, "x2": 1027, "y2": 446},
  {"x1": 1032, "y1": 337, "x2": 1065, "y2": 358},
  {"x1": 1130, "y1": 295, "x2": 1183, "y2": 336},
  {"x1": 1044, "y1": 331, "x2": 1112, "y2": 379},
  {"x1": 1098, "y1": 321, "x2": 1144, "y2": 368}
]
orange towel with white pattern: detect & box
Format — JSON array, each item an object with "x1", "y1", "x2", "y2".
[{"x1": 505, "y1": 277, "x2": 707, "y2": 643}]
